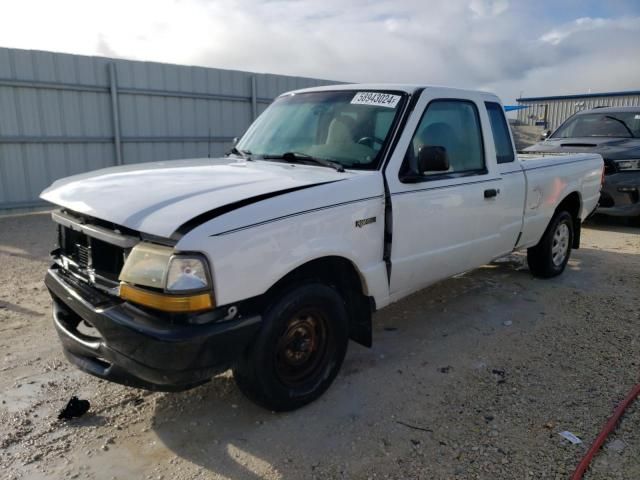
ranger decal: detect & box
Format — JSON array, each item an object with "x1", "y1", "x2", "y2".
[{"x1": 355, "y1": 216, "x2": 377, "y2": 228}]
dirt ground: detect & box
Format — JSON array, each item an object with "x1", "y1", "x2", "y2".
[{"x1": 0, "y1": 212, "x2": 638, "y2": 480}]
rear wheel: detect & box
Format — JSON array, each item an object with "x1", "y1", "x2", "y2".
[
  {"x1": 233, "y1": 283, "x2": 349, "y2": 411},
  {"x1": 527, "y1": 210, "x2": 574, "y2": 278}
]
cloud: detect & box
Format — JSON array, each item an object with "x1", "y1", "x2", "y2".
[
  {"x1": 539, "y1": 16, "x2": 635, "y2": 45},
  {"x1": 96, "y1": 34, "x2": 118, "y2": 58},
  {"x1": 0, "y1": 0, "x2": 638, "y2": 104},
  {"x1": 496, "y1": 15, "x2": 640, "y2": 100},
  {"x1": 469, "y1": 0, "x2": 509, "y2": 18}
]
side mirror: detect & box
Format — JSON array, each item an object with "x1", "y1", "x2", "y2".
[
  {"x1": 540, "y1": 130, "x2": 551, "y2": 141},
  {"x1": 232, "y1": 137, "x2": 239, "y2": 145},
  {"x1": 418, "y1": 145, "x2": 449, "y2": 173}
]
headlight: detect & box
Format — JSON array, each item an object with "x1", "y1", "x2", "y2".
[
  {"x1": 614, "y1": 159, "x2": 640, "y2": 171},
  {"x1": 166, "y1": 257, "x2": 209, "y2": 292},
  {"x1": 118, "y1": 243, "x2": 172, "y2": 289},
  {"x1": 118, "y1": 243, "x2": 214, "y2": 313}
]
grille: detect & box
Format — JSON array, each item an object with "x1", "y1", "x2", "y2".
[
  {"x1": 58, "y1": 226, "x2": 126, "y2": 282},
  {"x1": 60, "y1": 227, "x2": 89, "y2": 267},
  {"x1": 76, "y1": 244, "x2": 91, "y2": 268}
]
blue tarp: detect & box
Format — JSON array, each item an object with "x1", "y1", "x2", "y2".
[{"x1": 504, "y1": 105, "x2": 529, "y2": 112}]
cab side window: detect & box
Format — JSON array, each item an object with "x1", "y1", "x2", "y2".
[
  {"x1": 485, "y1": 102, "x2": 515, "y2": 164},
  {"x1": 406, "y1": 99, "x2": 485, "y2": 177}
]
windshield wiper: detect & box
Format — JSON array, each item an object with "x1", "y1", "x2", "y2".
[
  {"x1": 262, "y1": 152, "x2": 345, "y2": 172},
  {"x1": 605, "y1": 116, "x2": 636, "y2": 138},
  {"x1": 227, "y1": 146, "x2": 253, "y2": 160}
]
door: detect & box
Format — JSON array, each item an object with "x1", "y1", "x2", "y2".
[{"x1": 386, "y1": 91, "x2": 517, "y2": 300}]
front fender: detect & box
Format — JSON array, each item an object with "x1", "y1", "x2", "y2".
[{"x1": 176, "y1": 176, "x2": 389, "y2": 308}]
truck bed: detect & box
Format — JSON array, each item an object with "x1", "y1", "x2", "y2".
[
  {"x1": 517, "y1": 152, "x2": 578, "y2": 161},
  {"x1": 515, "y1": 152, "x2": 603, "y2": 249}
]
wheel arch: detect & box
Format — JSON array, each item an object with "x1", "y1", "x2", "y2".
[{"x1": 263, "y1": 256, "x2": 374, "y2": 347}]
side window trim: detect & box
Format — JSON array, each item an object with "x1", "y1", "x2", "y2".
[
  {"x1": 484, "y1": 101, "x2": 515, "y2": 164},
  {"x1": 400, "y1": 98, "x2": 488, "y2": 183}
]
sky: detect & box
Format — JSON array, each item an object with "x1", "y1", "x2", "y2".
[{"x1": 1, "y1": 0, "x2": 639, "y2": 103}]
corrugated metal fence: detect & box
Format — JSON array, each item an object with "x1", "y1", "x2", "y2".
[
  {"x1": 516, "y1": 91, "x2": 640, "y2": 132},
  {"x1": 0, "y1": 47, "x2": 336, "y2": 211}
]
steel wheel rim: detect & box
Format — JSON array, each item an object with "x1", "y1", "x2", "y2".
[
  {"x1": 551, "y1": 222, "x2": 570, "y2": 266},
  {"x1": 275, "y1": 308, "x2": 330, "y2": 386}
]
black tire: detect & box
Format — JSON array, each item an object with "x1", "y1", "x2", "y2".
[
  {"x1": 527, "y1": 210, "x2": 574, "y2": 278},
  {"x1": 233, "y1": 283, "x2": 349, "y2": 411}
]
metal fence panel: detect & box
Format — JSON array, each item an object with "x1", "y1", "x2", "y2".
[
  {"x1": 516, "y1": 91, "x2": 640, "y2": 132},
  {"x1": 0, "y1": 47, "x2": 337, "y2": 210}
]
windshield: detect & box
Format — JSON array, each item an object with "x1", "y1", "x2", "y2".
[
  {"x1": 236, "y1": 90, "x2": 407, "y2": 169},
  {"x1": 551, "y1": 111, "x2": 640, "y2": 138}
]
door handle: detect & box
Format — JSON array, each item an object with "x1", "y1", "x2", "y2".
[{"x1": 484, "y1": 188, "x2": 498, "y2": 199}]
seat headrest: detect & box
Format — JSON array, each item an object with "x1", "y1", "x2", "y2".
[{"x1": 327, "y1": 117, "x2": 355, "y2": 144}]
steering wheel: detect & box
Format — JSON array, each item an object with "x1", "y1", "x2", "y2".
[{"x1": 356, "y1": 136, "x2": 384, "y2": 148}]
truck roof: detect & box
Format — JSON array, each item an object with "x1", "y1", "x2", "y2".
[{"x1": 282, "y1": 83, "x2": 501, "y2": 102}]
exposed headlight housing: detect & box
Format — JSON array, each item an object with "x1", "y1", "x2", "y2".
[
  {"x1": 614, "y1": 159, "x2": 640, "y2": 171},
  {"x1": 118, "y1": 243, "x2": 214, "y2": 313},
  {"x1": 166, "y1": 256, "x2": 209, "y2": 292}
]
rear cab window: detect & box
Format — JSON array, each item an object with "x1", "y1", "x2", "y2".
[{"x1": 485, "y1": 102, "x2": 515, "y2": 164}]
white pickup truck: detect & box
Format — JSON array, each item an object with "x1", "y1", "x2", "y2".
[{"x1": 41, "y1": 84, "x2": 603, "y2": 411}]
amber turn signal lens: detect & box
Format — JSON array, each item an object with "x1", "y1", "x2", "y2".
[{"x1": 119, "y1": 283, "x2": 214, "y2": 313}]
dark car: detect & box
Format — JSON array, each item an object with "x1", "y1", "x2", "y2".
[{"x1": 524, "y1": 106, "x2": 640, "y2": 219}]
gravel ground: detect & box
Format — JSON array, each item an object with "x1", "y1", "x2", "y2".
[{"x1": 0, "y1": 212, "x2": 638, "y2": 480}]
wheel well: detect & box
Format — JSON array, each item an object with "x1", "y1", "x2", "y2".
[
  {"x1": 555, "y1": 192, "x2": 582, "y2": 249},
  {"x1": 264, "y1": 257, "x2": 373, "y2": 347}
]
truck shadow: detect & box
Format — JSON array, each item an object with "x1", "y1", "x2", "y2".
[
  {"x1": 150, "y1": 257, "x2": 530, "y2": 477},
  {"x1": 0, "y1": 300, "x2": 44, "y2": 317},
  {"x1": 150, "y1": 246, "x2": 638, "y2": 479},
  {"x1": 151, "y1": 373, "x2": 326, "y2": 480},
  {"x1": 584, "y1": 214, "x2": 639, "y2": 234}
]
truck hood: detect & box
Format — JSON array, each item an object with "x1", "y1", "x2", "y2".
[
  {"x1": 40, "y1": 158, "x2": 350, "y2": 238},
  {"x1": 524, "y1": 137, "x2": 640, "y2": 160}
]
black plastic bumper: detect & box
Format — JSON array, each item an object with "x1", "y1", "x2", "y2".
[
  {"x1": 45, "y1": 267, "x2": 261, "y2": 391},
  {"x1": 597, "y1": 172, "x2": 640, "y2": 217}
]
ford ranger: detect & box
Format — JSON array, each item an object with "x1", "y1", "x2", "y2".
[{"x1": 41, "y1": 85, "x2": 603, "y2": 411}]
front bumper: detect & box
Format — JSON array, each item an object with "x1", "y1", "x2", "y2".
[
  {"x1": 45, "y1": 267, "x2": 261, "y2": 391},
  {"x1": 597, "y1": 172, "x2": 640, "y2": 217}
]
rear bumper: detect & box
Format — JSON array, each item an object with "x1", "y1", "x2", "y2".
[
  {"x1": 45, "y1": 267, "x2": 261, "y2": 391},
  {"x1": 597, "y1": 172, "x2": 640, "y2": 217}
]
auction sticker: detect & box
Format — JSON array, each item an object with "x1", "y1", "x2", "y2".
[{"x1": 351, "y1": 92, "x2": 401, "y2": 108}]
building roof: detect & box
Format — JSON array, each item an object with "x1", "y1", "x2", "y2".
[
  {"x1": 574, "y1": 105, "x2": 640, "y2": 114},
  {"x1": 518, "y1": 90, "x2": 640, "y2": 102}
]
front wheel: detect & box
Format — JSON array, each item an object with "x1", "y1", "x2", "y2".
[
  {"x1": 527, "y1": 210, "x2": 574, "y2": 278},
  {"x1": 233, "y1": 283, "x2": 349, "y2": 411}
]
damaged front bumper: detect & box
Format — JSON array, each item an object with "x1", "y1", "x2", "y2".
[{"x1": 45, "y1": 266, "x2": 261, "y2": 391}]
